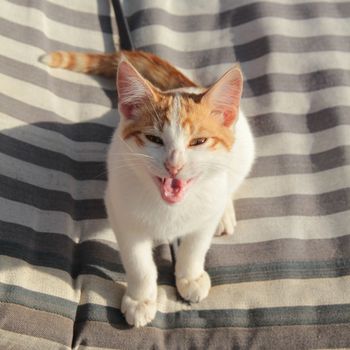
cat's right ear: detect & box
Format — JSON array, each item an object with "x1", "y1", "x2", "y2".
[{"x1": 117, "y1": 59, "x2": 156, "y2": 120}]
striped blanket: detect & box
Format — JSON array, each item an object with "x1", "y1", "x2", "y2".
[{"x1": 1, "y1": 0, "x2": 350, "y2": 349}]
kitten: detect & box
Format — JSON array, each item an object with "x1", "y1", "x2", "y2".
[{"x1": 40, "y1": 51, "x2": 255, "y2": 327}]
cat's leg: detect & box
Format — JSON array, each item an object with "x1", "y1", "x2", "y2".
[
  {"x1": 215, "y1": 198, "x2": 236, "y2": 236},
  {"x1": 118, "y1": 237, "x2": 158, "y2": 327},
  {"x1": 175, "y1": 227, "x2": 215, "y2": 303}
]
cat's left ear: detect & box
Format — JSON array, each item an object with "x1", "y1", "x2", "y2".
[{"x1": 203, "y1": 65, "x2": 243, "y2": 127}]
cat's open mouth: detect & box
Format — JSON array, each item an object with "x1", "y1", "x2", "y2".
[{"x1": 154, "y1": 176, "x2": 193, "y2": 204}]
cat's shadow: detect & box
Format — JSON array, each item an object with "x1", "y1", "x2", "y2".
[{"x1": 1, "y1": 101, "x2": 180, "y2": 331}]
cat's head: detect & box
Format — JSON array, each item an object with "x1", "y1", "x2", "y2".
[{"x1": 116, "y1": 59, "x2": 243, "y2": 204}]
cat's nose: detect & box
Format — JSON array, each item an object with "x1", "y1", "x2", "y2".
[
  {"x1": 165, "y1": 150, "x2": 185, "y2": 176},
  {"x1": 164, "y1": 162, "x2": 184, "y2": 177}
]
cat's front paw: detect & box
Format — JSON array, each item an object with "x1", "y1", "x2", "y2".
[
  {"x1": 176, "y1": 271, "x2": 211, "y2": 303},
  {"x1": 215, "y1": 200, "x2": 236, "y2": 236},
  {"x1": 121, "y1": 294, "x2": 157, "y2": 327}
]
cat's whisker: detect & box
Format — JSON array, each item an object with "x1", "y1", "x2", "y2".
[
  {"x1": 107, "y1": 156, "x2": 158, "y2": 170},
  {"x1": 117, "y1": 134, "x2": 137, "y2": 153},
  {"x1": 107, "y1": 163, "x2": 146, "y2": 171},
  {"x1": 107, "y1": 159, "x2": 147, "y2": 167},
  {"x1": 109, "y1": 152, "x2": 153, "y2": 159},
  {"x1": 196, "y1": 161, "x2": 232, "y2": 170},
  {"x1": 92, "y1": 171, "x2": 107, "y2": 180},
  {"x1": 93, "y1": 164, "x2": 155, "y2": 180}
]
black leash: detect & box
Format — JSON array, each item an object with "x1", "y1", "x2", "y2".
[{"x1": 110, "y1": 0, "x2": 134, "y2": 51}]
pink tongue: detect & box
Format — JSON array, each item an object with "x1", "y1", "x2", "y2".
[
  {"x1": 159, "y1": 177, "x2": 190, "y2": 204},
  {"x1": 163, "y1": 178, "x2": 184, "y2": 194}
]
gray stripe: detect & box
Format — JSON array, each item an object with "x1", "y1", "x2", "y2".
[
  {"x1": 244, "y1": 69, "x2": 350, "y2": 97},
  {"x1": 73, "y1": 322, "x2": 350, "y2": 350},
  {"x1": 0, "y1": 303, "x2": 73, "y2": 347},
  {"x1": 236, "y1": 188, "x2": 350, "y2": 220},
  {"x1": 2, "y1": 220, "x2": 350, "y2": 286},
  {"x1": 251, "y1": 146, "x2": 350, "y2": 177},
  {"x1": 0, "y1": 93, "x2": 115, "y2": 141},
  {"x1": 1, "y1": 171, "x2": 350, "y2": 224},
  {"x1": 3, "y1": 8, "x2": 350, "y2": 70},
  {"x1": 0, "y1": 17, "x2": 88, "y2": 52},
  {"x1": 3, "y1": 129, "x2": 349, "y2": 183},
  {"x1": 0, "y1": 170, "x2": 349, "y2": 224},
  {"x1": 0, "y1": 153, "x2": 106, "y2": 200},
  {"x1": 0, "y1": 220, "x2": 116, "y2": 264},
  {"x1": 0, "y1": 220, "x2": 173, "y2": 284},
  {"x1": 128, "y1": 2, "x2": 350, "y2": 32},
  {"x1": 2, "y1": 93, "x2": 349, "y2": 174},
  {"x1": 0, "y1": 196, "x2": 107, "y2": 239},
  {"x1": 138, "y1": 35, "x2": 350, "y2": 69},
  {"x1": 1, "y1": 123, "x2": 108, "y2": 163},
  {"x1": 4, "y1": 213, "x2": 350, "y2": 269},
  {"x1": 0, "y1": 220, "x2": 172, "y2": 268},
  {"x1": 249, "y1": 106, "x2": 350, "y2": 137},
  {"x1": 0, "y1": 133, "x2": 107, "y2": 181},
  {"x1": 235, "y1": 35, "x2": 350, "y2": 63},
  {"x1": 0, "y1": 55, "x2": 115, "y2": 107},
  {"x1": 0, "y1": 282, "x2": 76, "y2": 319},
  {"x1": 0, "y1": 92, "x2": 70, "y2": 123},
  {"x1": 76, "y1": 303, "x2": 350, "y2": 328},
  {"x1": 208, "y1": 260, "x2": 350, "y2": 285},
  {"x1": 9, "y1": 0, "x2": 113, "y2": 33},
  {"x1": 32, "y1": 120, "x2": 114, "y2": 143},
  {"x1": 0, "y1": 174, "x2": 106, "y2": 220},
  {"x1": 209, "y1": 236, "x2": 350, "y2": 266},
  {"x1": 3, "y1": 20, "x2": 350, "y2": 92},
  {"x1": 138, "y1": 44, "x2": 235, "y2": 69},
  {"x1": 0, "y1": 238, "x2": 124, "y2": 282},
  {"x1": 2, "y1": 92, "x2": 349, "y2": 142}
]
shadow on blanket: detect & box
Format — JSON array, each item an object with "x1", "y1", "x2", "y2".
[{"x1": 0, "y1": 105, "x2": 178, "y2": 323}]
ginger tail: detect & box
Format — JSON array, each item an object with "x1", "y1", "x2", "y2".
[
  {"x1": 39, "y1": 51, "x2": 118, "y2": 77},
  {"x1": 39, "y1": 50, "x2": 197, "y2": 90}
]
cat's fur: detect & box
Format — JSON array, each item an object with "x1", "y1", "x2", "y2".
[
  {"x1": 39, "y1": 50, "x2": 196, "y2": 90},
  {"x1": 40, "y1": 50, "x2": 255, "y2": 327}
]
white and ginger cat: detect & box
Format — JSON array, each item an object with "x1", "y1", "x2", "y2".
[{"x1": 40, "y1": 50, "x2": 255, "y2": 327}]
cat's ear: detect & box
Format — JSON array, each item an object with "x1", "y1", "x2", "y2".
[
  {"x1": 203, "y1": 65, "x2": 243, "y2": 127},
  {"x1": 117, "y1": 59, "x2": 156, "y2": 119}
]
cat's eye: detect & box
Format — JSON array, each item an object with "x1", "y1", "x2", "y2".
[
  {"x1": 189, "y1": 137, "x2": 208, "y2": 147},
  {"x1": 145, "y1": 134, "x2": 164, "y2": 145}
]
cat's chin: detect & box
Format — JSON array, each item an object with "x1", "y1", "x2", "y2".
[{"x1": 153, "y1": 176, "x2": 194, "y2": 205}]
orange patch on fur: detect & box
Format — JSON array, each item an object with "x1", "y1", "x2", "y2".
[
  {"x1": 51, "y1": 52, "x2": 63, "y2": 67},
  {"x1": 122, "y1": 51, "x2": 196, "y2": 90},
  {"x1": 86, "y1": 55, "x2": 99, "y2": 73},
  {"x1": 66, "y1": 52, "x2": 76, "y2": 70},
  {"x1": 122, "y1": 93, "x2": 235, "y2": 150},
  {"x1": 181, "y1": 118, "x2": 195, "y2": 135},
  {"x1": 122, "y1": 93, "x2": 174, "y2": 142},
  {"x1": 210, "y1": 138, "x2": 220, "y2": 149},
  {"x1": 42, "y1": 50, "x2": 196, "y2": 89},
  {"x1": 178, "y1": 96, "x2": 235, "y2": 151}
]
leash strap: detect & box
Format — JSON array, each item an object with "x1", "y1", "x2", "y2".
[{"x1": 110, "y1": 0, "x2": 134, "y2": 50}]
